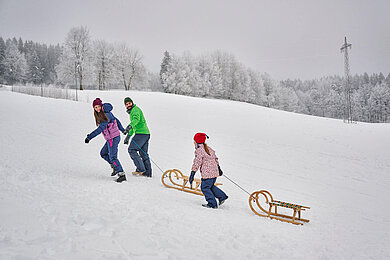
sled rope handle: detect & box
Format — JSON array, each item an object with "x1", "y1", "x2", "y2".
[
  {"x1": 223, "y1": 174, "x2": 252, "y2": 196},
  {"x1": 132, "y1": 138, "x2": 252, "y2": 196},
  {"x1": 131, "y1": 139, "x2": 165, "y2": 174}
]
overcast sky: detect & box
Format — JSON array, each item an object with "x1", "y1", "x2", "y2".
[{"x1": 0, "y1": 0, "x2": 389, "y2": 80}]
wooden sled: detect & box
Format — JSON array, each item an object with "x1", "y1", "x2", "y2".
[
  {"x1": 161, "y1": 169, "x2": 222, "y2": 196},
  {"x1": 249, "y1": 190, "x2": 310, "y2": 225}
]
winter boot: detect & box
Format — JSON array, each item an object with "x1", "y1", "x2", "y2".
[
  {"x1": 111, "y1": 164, "x2": 117, "y2": 177},
  {"x1": 115, "y1": 173, "x2": 127, "y2": 183},
  {"x1": 202, "y1": 204, "x2": 217, "y2": 209},
  {"x1": 141, "y1": 172, "x2": 151, "y2": 177},
  {"x1": 219, "y1": 196, "x2": 228, "y2": 206},
  {"x1": 132, "y1": 171, "x2": 145, "y2": 176},
  {"x1": 143, "y1": 173, "x2": 152, "y2": 178}
]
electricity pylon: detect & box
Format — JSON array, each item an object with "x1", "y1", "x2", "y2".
[{"x1": 340, "y1": 37, "x2": 352, "y2": 123}]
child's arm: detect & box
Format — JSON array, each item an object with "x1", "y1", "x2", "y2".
[
  {"x1": 191, "y1": 150, "x2": 202, "y2": 172},
  {"x1": 189, "y1": 150, "x2": 202, "y2": 184},
  {"x1": 215, "y1": 154, "x2": 219, "y2": 165}
]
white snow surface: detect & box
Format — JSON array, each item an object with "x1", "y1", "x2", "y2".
[{"x1": 0, "y1": 89, "x2": 390, "y2": 259}]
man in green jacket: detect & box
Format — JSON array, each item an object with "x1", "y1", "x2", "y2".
[{"x1": 123, "y1": 97, "x2": 152, "y2": 177}]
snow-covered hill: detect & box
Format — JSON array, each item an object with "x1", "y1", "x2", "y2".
[{"x1": 0, "y1": 89, "x2": 389, "y2": 259}]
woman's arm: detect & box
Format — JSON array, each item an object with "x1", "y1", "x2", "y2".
[
  {"x1": 88, "y1": 120, "x2": 108, "y2": 140},
  {"x1": 115, "y1": 116, "x2": 126, "y2": 132}
]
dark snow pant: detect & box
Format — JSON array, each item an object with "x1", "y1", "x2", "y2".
[
  {"x1": 100, "y1": 135, "x2": 123, "y2": 172},
  {"x1": 128, "y1": 134, "x2": 152, "y2": 177},
  {"x1": 201, "y1": 177, "x2": 228, "y2": 208}
]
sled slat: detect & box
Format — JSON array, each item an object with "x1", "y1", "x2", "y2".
[
  {"x1": 162, "y1": 169, "x2": 222, "y2": 196},
  {"x1": 249, "y1": 190, "x2": 310, "y2": 225}
]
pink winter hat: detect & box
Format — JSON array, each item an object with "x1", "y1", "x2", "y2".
[{"x1": 92, "y1": 98, "x2": 103, "y2": 107}]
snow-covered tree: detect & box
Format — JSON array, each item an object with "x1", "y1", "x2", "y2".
[
  {"x1": 261, "y1": 73, "x2": 276, "y2": 107},
  {"x1": 0, "y1": 37, "x2": 6, "y2": 83},
  {"x1": 171, "y1": 55, "x2": 189, "y2": 95},
  {"x1": 160, "y1": 51, "x2": 171, "y2": 86},
  {"x1": 367, "y1": 83, "x2": 390, "y2": 122},
  {"x1": 26, "y1": 50, "x2": 44, "y2": 84},
  {"x1": 231, "y1": 64, "x2": 250, "y2": 102},
  {"x1": 160, "y1": 53, "x2": 177, "y2": 93},
  {"x1": 247, "y1": 69, "x2": 264, "y2": 105},
  {"x1": 17, "y1": 37, "x2": 24, "y2": 54},
  {"x1": 56, "y1": 26, "x2": 92, "y2": 90},
  {"x1": 181, "y1": 51, "x2": 201, "y2": 96},
  {"x1": 113, "y1": 44, "x2": 145, "y2": 90},
  {"x1": 93, "y1": 40, "x2": 114, "y2": 90},
  {"x1": 1, "y1": 42, "x2": 27, "y2": 85},
  {"x1": 208, "y1": 58, "x2": 223, "y2": 98},
  {"x1": 211, "y1": 51, "x2": 235, "y2": 99},
  {"x1": 353, "y1": 83, "x2": 371, "y2": 122},
  {"x1": 385, "y1": 73, "x2": 390, "y2": 85},
  {"x1": 45, "y1": 44, "x2": 62, "y2": 83}
]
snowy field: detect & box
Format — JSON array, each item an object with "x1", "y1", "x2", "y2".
[{"x1": 0, "y1": 87, "x2": 390, "y2": 259}]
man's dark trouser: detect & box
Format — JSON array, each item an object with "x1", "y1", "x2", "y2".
[{"x1": 128, "y1": 134, "x2": 152, "y2": 177}]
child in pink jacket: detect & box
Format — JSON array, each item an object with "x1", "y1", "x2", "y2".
[{"x1": 189, "y1": 133, "x2": 228, "y2": 208}]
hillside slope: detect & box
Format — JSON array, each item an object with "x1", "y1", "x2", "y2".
[{"x1": 0, "y1": 89, "x2": 389, "y2": 259}]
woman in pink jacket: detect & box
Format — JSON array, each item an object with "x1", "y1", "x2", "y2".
[
  {"x1": 189, "y1": 133, "x2": 228, "y2": 208},
  {"x1": 85, "y1": 98, "x2": 127, "y2": 183}
]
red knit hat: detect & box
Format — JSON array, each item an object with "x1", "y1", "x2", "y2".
[
  {"x1": 194, "y1": 133, "x2": 208, "y2": 144},
  {"x1": 92, "y1": 98, "x2": 103, "y2": 107}
]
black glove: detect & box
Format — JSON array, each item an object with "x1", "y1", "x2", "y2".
[
  {"x1": 189, "y1": 171, "x2": 195, "y2": 185},
  {"x1": 124, "y1": 135, "x2": 130, "y2": 145},
  {"x1": 218, "y1": 165, "x2": 223, "y2": 176},
  {"x1": 123, "y1": 125, "x2": 132, "y2": 135},
  {"x1": 85, "y1": 135, "x2": 90, "y2": 144}
]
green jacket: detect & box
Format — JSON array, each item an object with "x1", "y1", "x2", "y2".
[{"x1": 127, "y1": 104, "x2": 150, "y2": 136}]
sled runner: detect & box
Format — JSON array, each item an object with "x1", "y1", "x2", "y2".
[
  {"x1": 249, "y1": 190, "x2": 310, "y2": 225},
  {"x1": 161, "y1": 169, "x2": 222, "y2": 196}
]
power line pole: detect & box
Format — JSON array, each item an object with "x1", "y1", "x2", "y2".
[{"x1": 340, "y1": 37, "x2": 352, "y2": 123}]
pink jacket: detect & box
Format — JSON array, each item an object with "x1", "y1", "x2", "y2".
[
  {"x1": 102, "y1": 119, "x2": 120, "y2": 141},
  {"x1": 191, "y1": 144, "x2": 219, "y2": 179}
]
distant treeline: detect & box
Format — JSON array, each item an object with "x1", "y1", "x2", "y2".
[
  {"x1": 160, "y1": 51, "x2": 390, "y2": 123},
  {"x1": 1, "y1": 27, "x2": 389, "y2": 123},
  {"x1": 0, "y1": 28, "x2": 161, "y2": 91},
  {"x1": 0, "y1": 36, "x2": 62, "y2": 85}
]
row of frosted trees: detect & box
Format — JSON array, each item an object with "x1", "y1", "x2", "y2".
[
  {"x1": 55, "y1": 26, "x2": 161, "y2": 91},
  {"x1": 0, "y1": 37, "x2": 61, "y2": 85},
  {"x1": 1, "y1": 28, "x2": 389, "y2": 123},
  {"x1": 0, "y1": 27, "x2": 161, "y2": 92},
  {"x1": 160, "y1": 51, "x2": 390, "y2": 123},
  {"x1": 160, "y1": 51, "x2": 282, "y2": 108},
  {"x1": 279, "y1": 73, "x2": 390, "y2": 123}
]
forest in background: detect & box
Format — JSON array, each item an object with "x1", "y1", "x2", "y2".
[{"x1": 1, "y1": 26, "x2": 389, "y2": 123}]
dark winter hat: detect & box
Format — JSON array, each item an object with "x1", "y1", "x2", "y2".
[
  {"x1": 124, "y1": 97, "x2": 133, "y2": 105},
  {"x1": 92, "y1": 98, "x2": 103, "y2": 107},
  {"x1": 194, "y1": 133, "x2": 209, "y2": 144}
]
